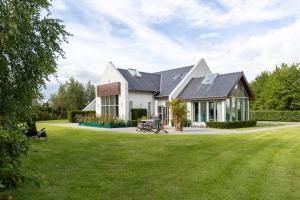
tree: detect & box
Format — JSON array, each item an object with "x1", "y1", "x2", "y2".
[
  {"x1": 167, "y1": 99, "x2": 187, "y2": 131},
  {"x1": 0, "y1": 0, "x2": 69, "y2": 190},
  {"x1": 85, "y1": 81, "x2": 95, "y2": 104},
  {"x1": 0, "y1": 0, "x2": 70, "y2": 128},
  {"x1": 50, "y1": 77, "x2": 87, "y2": 114},
  {"x1": 250, "y1": 63, "x2": 300, "y2": 111}
]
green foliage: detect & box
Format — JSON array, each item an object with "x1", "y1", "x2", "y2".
[
  {"x1": 251, "y1": 63, "x2": 300, "y2": 111},
  {"x1": 251, "y1": 110, "x2": 300, "y2": 122},
  {"x1": 34, "y1": 102, "x2": 67, "y2": 121},
  {"x1": 0, "y1": 0, "x2": 70, "y2": 128},
  {"x1": 127, "y1": 120, "x2": 137, "y2": 127},
  {"x1": 131, "y1": 109, "x2": 147, "y2": 120},
  {"x1": 206, "y1": 121, "x2": 257, "y2": 129},
  {"x1": 167, "y1": 99, "x2": 187, "y2": 131},
  {"x1": 78, "y1": 114, "x2": 126, "y2": 128},
  {"x1": 67, "y1": 110, "x2": 95, "y2": 123},
  {"x1": 0, "y1": 130, "x2": 29, "y2": 191},
  {"x1": 171, "y1": 118, "x2": 191, "y2": 127}
]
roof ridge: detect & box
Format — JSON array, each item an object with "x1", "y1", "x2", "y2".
[
  {"x1": 218, "y1": 71, "x2": 243, "y2": 76},
  {"x1": 117, "y1": 68, "x2": 161, "y2": 76},
  {"x1": 154, "y1": 65, "x2": 194, "y2": 73}
]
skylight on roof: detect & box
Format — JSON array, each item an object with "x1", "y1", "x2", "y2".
[
  {"x1": 202, "y1": 73, "x2": 218, "y2": 84},
  {"x1": 128, "y1": 68, "x2": 142, "y2": 77}
]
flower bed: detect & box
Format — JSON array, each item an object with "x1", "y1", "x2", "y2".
[
  {"x1": 79, "y1": 121, "x2": 127, "y2": 128},
  {"x1": 78, "y1": 114, "x2": 127, "y2": 128}
]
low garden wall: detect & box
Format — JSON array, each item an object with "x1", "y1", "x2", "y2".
[{"x1": 251, "y1": 111, "x2": 300, "y2": 122}]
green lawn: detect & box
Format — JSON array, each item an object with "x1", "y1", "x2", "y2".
[{"x1": 11, "y1": 121, "x2": 300, "y2": 200}]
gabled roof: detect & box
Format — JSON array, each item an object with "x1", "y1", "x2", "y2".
[
  {"x1": 155, "y1": 65, "x2": 193, "y2": 97},
  {"x1": 179, "y1": 72, "x2": 254, "y2": 100},
  {"x1": 117, "y1": 65, "x2": 193, "y2": 94},
  {"x1": 118, "y1": 68, "x2": 161, "y2": 92}
]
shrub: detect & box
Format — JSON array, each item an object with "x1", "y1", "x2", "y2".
[
  {"x1": 78, "y1": 114, "x2": 127, "y2": 128},
  {"x1": 131, "y1": 109, "x2": 147, "y2": 120},
  {"x1": 127, "y1": 120, "x2": 137, "y2": 127},
  {"x1": 206, "y1": 121, "x2": 257, "y2": 129},
  {"x1": 0, "y1": 130, "x2": 29, "y2": 191},
  {"x1": 67, "y1": 110, "x2": 96, "y2": 123},
  {"x1": 251, "y1": 110, "x2": 300, "y2": 122}
]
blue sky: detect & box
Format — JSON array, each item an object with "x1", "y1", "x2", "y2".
[{"x1": 44, "y1": 0, "x2": 300, "y2": 99}]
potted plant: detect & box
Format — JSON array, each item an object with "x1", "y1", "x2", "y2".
[{"x1": 167, "y1": 99, "x2": 187, "y2": 131}]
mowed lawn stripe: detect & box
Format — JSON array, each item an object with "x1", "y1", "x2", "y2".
[{"x1": 11, "y1": 122, "x2": 300, "y2": 200}]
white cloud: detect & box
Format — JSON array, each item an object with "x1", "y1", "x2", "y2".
[{"x1": 44, "y1": 0, "x2": 300, "y2": 99}]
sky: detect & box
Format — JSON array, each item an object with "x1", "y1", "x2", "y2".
[{"x1": 44, "y1": 0, "x2": 300, "y2": 99}]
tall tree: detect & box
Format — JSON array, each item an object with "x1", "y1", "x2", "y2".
[
  {"x1": 251, "y1": 63, "x2": 300, "y2": 111},
  {"x1": 85, "y1": 80, "x2": 95, "y2": 104},
  {"x1": 0, "y1": 0, "x2": 69, "y2": 190},
  {"x1": 50, "y1": 77, "x2": 86, "y2": 112},
  {"x1": 0, "y1": 0, "x2": 70, "y2": 128}
]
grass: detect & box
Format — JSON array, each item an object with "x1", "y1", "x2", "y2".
[
  {"x1": 10, "y1": 121, "x2": 300, "y2": 200},
  {"x1": 235, "y1": 121, "x2": 291, "y2": 130}
]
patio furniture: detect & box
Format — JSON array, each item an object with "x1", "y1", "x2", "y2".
[
  {"x1": 22, "y1": 119, "x2": 48, "y2": 141},
  {"x1": 136, "y1": 119, "x2": 168, "y2": 134}
]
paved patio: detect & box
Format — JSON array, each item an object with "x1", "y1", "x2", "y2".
[{"x1": 51, "y1": 122, "x2": 300, "y2": 135}]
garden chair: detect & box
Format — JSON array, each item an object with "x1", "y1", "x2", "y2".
[{"x1": 22, "y1": 119, "x2": 48, "y2": 141}]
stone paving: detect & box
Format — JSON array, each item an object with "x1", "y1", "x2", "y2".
[{"x1": 50, "y1": 122, "x2": 300, "y2": 135}]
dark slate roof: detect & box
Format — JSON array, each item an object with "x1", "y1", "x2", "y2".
[
  {"x1": 155, "y1": 65, "x2": 193, "y2": 97},
  {"x1": 118, "y1": 68, "x2": 161, "y2": 92},
  {"x1": 117, "y1": 65, "x2": 194, "y2": 94},
  {"x1": 179, "y1": 72, "x2": 243, "y2": 99}
]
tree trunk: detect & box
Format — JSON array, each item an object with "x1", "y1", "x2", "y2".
[{"x1": 175, "y1": 121, "x2": 183, "y2": 131}]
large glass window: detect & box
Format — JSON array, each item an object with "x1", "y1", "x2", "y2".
[
  {"x1": 226, "y1": 99, "x2": 231, "y2": 121},
  {"x1": 101, "y1": 95, "x2": 119, "y2": 116},
  {"x1": 227, "y1": 81, "x2": 249, "y2": 121},
  {"x1": 200, "y1": 102, "x2": 207, "y2": 122},
  {"x1": 209, "y1": 102, "x2": 215, "y2": 121},
  {"x1": 193, "y1": 102, "x2": 199, "y2": 122}
]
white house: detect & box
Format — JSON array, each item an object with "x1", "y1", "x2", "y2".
[{"x1": 90, "y1": 58, "x2": 254, "y2": 126}]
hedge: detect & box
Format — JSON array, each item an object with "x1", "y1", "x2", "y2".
[
  {"x1": 68, "y1": 110, "x2": 96, "y2": 123},
  {"x1": 127, "y1": 120, "x2": 137, "y2": 127},
  {"x1": 251, "y1": 110, "x2": 300, "y2": 122},
  {"x1": 206, "y1": 121, "x2": 257, "y2": 129},
  {"x1": 131, "y1": 109, "x2": 147, "y2": 120}
]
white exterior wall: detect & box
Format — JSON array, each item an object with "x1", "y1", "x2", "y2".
[
  {"x1": 128, "y1": 91, "x2": 155, "y2": 118},
  {"x1": 95, "y1": 62, "x2": 129, "y2": 121}
]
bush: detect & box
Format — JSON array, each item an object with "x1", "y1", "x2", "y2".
[
  {"x1": 78, "y1": 114, "x2": 127, "y2": 128},
  {"x1": 127, "y1": 120, "x2": 137, "y2": 127},
  {"x1": 251, "y1": 110, "x2": 300, "y2": 122},
  {"x1": 67, "y1": 110, "x2": 96, "y2": 123},
  {"x1": 0, "y1": 130, "x2": 29, "y2": 191},
  {"x1": 131, "y1": 109, "x2": 147, "y2": 120},
  {"x1": 206, "y1": 121, "x2": 257, "y2": 129}
]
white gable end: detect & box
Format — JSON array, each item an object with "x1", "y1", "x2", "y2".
[{"x1": 169, "y1": 58, "x2": 212, "y2": 99}]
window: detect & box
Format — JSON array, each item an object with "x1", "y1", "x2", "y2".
[
  {"x1": 226, "y1": 99, "x2": 231, "y2": 121},
  {"x1": 158, "y1": 106, "x2": 162, "y2": 120},
  {"x1": 101, "y1": 95, "x2": 119, "y2": 116},
  {"x1": 200, "y1": 102, "x2": 207, "y2": 122},
  {"x1": 209, "y1": 102, "x2": 215, "y2": 121},
  {"x1": 193, "y1": 102, "x2": 199, "y2": 122},
  {"x1": 129, "y1": 101, "x2": 133, "y2": 119},
  {"x1": 148, "y1": 102, "x2": 152, "y2": 118}
]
